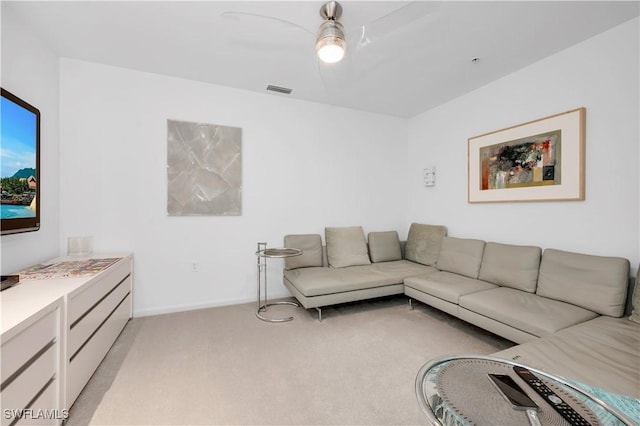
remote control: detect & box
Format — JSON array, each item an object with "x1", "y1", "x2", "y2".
[{"x1": 513, "y1": 366, "x2": 592, "y2": 426}]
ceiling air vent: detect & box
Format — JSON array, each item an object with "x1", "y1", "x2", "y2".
[{"x1": 266, "y1": 85, "x2": 293, "y2": 95}]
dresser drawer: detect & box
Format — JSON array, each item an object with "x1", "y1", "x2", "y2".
[
  {"x1": 68, "y1": 258, "x2": 131, "y2": 326},
  {"x1": 68, "y1": 275, "x2": 131, "y2": 359},
  {"x1": 1, "y1": 344, "x2": 57, "y2": 424},
  {"x1": 13, "y1": 379, "x2": 61, "y2": 425},
  {"x1": 1, "y1": 308, "x2": 58, "y2": 384},
  {"x1": 66, "y1": 293, "x2": 131, "y2": 407}
]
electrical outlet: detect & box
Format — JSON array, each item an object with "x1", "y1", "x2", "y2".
[{"x1": 190, "y1": 261, "x2": 199, "y2": 272}]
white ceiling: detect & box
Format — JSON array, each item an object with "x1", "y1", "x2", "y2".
[{"x1": 4, "y1": 1, "x2": 639, "y2": 117}]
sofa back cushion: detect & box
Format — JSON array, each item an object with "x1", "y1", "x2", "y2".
[
  {"x1": 537, "y1": 249, "x2": 630, "y2": 317},
  {"x1": 629, "y1": 268, "x2": 640, "y2": 324},
  {"x1": 436, "y1": 237, "x2": 486, "y2": 279},
  {"x1": 325, "y1": 226, "x2": 371, "y2": 268},
  {"x1": 405, "y1": 223, "x2": 447, "y2": 266},
  {"x1": 368, "y1": 231, "x2": 402, "y2": 263},
  {"x1": 478, "y1": 242, "x2": 541, "y2": 292},
  {"x1": 283, "y1": 234, "x2": 324, "y2": 270}
]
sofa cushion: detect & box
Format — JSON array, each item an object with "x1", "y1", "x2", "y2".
[
  {"x1": 283, "y1": 234, "x2": 324, "y2": 270},
  {"x1": 537, "y1": 249, "x2": 630, "y2": 317},
  {"x1": 368, "y1": 231, "x2": 402, "y2": 263},
  {"x1": 370, "y1": 260, "x2": 437, "y2": 280},
  {"x1": 629, "y1": 268, "x2": 640, "y2": 324},
  {"x1": 436, "y1": 237, "x2": 485, "y2": 279},
  {"x1": 404, "y1": 271, "x2": 497, "y2": 304},
  {"x1": 460, "y1": 287, "x2": 599, "y2": 337},
  {"x1": 284, "y1": 260, "x2": 433, "y2": 297},
  {"x1": 404, "y1": 223, "x2": 447, "y2": 266},
  {"x1": 478, "y1": 242, "x2": 541, "y2": 292},
  {"x1": 325, "y1": 226, "x2": 371, "y2": 268}
]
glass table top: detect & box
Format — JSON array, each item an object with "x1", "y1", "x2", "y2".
[{"x1": 256, "y1": 248, "x2": 303, "y2": 258}]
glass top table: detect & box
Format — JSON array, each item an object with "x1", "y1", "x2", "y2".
[
  {"x1": 255, "y1": 242, "x2": 302, "y2": 322},
  {"x1": 415, "y1": 355, "x2": 635, "y2": 426}
]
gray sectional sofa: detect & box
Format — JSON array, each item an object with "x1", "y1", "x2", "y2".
[{"x1": 282, "y1": 223, "x2": 640, "y2": 401}]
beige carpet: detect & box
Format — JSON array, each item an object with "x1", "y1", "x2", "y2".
[{"x1": 66, "y1": 296, "x2": 514, "y2": 425}]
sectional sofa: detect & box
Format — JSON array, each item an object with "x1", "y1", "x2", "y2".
[{"x1": 282, "y1": 223, "x2": 640, "y2": 402}]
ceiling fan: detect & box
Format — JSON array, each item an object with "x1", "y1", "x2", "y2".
[{"x1": 220, "y1": 2, "x2": 443, "y2": 95}]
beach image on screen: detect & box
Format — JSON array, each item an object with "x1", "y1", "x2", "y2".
[{"x1": 1, "y1": 95, "x2": 38, "y2": 219}]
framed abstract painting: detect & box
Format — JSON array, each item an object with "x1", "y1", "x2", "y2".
[{"x1": 468, "y1": 108, "x2": 585, "y2": 203}]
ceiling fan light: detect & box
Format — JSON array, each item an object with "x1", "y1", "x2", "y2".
[
  {"x1": 317, "y1": 37, "x2": 346, "y2": 63},
  {"x1": 316, "y1": 20, "x2": 346, "y2": 64}
]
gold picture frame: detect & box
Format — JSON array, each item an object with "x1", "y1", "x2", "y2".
[{"x1": 468, "y1": 108, "x2": 585, "y2": 203}]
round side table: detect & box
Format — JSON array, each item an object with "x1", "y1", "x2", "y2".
[
  {"x1": 255, "y1": 242, "x2": 303, "y2": 322},
  {"x1": 415, "y1": 355, "x2": 634, "y2": 426}
]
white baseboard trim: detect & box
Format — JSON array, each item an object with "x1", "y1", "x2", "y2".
[{"x1": 133, "y1": 291, "x2": 294, "y2": 318}]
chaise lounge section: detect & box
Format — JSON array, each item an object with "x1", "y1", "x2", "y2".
[
  {"x1": 493, "y1": 313, "x2": 640, "y2": 399},
  {"x1": 282, "y1": 227, "x2": 442, "y2": 320}
]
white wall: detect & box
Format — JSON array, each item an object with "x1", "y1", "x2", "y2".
[
  {"x1": 59, "y1": 59, "x2": 408, "y2": 316},
  {"x1": 1, "y1": 6, "x2": 61, "y2": 273},
  {"x1": 11, "y1": 11, "x2": 638, "y2": 316},
  {"x1": 408, "y1": 18, "x2": 640, "y2": 272}
]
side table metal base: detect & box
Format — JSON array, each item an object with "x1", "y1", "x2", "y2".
[{"x1": 256, "y1": 300, "x2": 300, "y2": 322}]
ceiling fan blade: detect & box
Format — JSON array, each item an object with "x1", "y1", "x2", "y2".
[
  {"x1": 354, "y1": 1, "x2": 441, "y2": 49},
  {"x1": 221, "y1": 11, "x2": 314, "y2": 37},
  {"x1": 219, "y1": 11, "x2": 315, "y2": 53}
]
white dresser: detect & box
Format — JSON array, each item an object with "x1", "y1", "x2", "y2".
[{"x1": 1, "y1": 254, "x2": 132, "y2": 425}]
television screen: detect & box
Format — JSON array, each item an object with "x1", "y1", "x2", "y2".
[{"x1": 1, "y1": 88, "x2": 41, "y2": 235}]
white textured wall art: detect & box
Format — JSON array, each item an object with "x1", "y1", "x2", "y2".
[{"x1": 167, "y1": 120, "x2": 242, "y2": 216}]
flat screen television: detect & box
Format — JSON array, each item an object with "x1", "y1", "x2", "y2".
[{"x1": 1, "y1": 88, "x2": 41, "y2": 235}]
